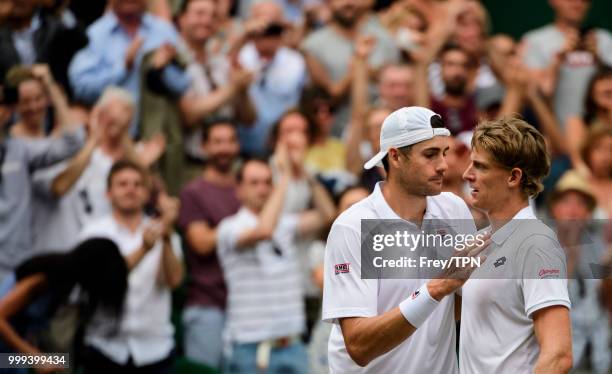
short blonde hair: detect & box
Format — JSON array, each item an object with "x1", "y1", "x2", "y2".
[
  {"x1": 472, "y1": 116, "x2": 550, "y2": 198},
  {"x1": 96, "y1": 86, "x2": 135, "y2": 112}
]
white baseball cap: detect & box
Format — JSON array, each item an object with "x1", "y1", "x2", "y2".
[{"x1": 364, "y1": 107, "x2": 451, "y2": 169}]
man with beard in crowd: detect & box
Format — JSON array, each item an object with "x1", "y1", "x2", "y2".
[
  {"x1": 177, "y1": 119, "x2": 241, "y2": 369},
  {"x1": 416, "y1": 44, "x2": 477, "y2": 135},
  {"x1": 301, "y1": 0, "x2": 399, "y2": 137}
]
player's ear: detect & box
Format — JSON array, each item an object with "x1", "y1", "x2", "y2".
[
  {"x1": 508, "y1": 167, "x2": 523, "y2": 188},
  {"x1": 388, "y1": 148, "x2": 401, "y2": 168}
]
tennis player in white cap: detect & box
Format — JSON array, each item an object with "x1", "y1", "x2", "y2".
[{"x1": 322, "y1": 106, "x2": 488, "y2": 373}]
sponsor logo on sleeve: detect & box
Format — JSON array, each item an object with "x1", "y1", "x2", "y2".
[
  {"x1": 411, "y1": 289, "x2": 420, "y2": 299},
  {"x1": 335, "y1": 263, "x2": 350, "y2": 275},
  {"x1": 538, "y1": 268, "x2": 560, "y2": 279}
]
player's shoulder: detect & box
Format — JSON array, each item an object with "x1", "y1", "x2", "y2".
[
  {"x1": 335, "y1": 195, "x2": 377, "y2": 226},
  {"x1": 514, "y1": 219, "x2": 563, "y2": 256}
]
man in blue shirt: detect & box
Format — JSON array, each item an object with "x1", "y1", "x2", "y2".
[{"x1": 68, "y1": 0, "x2": 191, "y2": 136}]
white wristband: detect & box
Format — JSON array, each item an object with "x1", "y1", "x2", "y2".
[{"x1": 399, "y1": 283, "x2": 440, "y2": 328}]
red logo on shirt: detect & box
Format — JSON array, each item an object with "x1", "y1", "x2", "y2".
[
  {"x1": 538, "y1": 268, "x2": 560, "y2": 278},
  {"x1": 335, "y1": 263, "x2": 350, "y2": 275}
]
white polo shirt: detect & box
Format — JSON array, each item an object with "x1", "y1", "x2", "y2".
[
  {"x1": 459, "y1": 206, "x2": 571, "y2": 373},
  {"x1": 79, "y1": 215, "x2": 183, "y2": 366},
  {"x1": 323, "y1": 182, "x2": 476, "y2": 374}
]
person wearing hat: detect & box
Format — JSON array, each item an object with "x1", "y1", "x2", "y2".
[
  {"x1": 322, "y1": 106, "x2": 488, "y2": 373},
  {"x1": 549, "y1": 170, "x2": 611, "y2": 374}
]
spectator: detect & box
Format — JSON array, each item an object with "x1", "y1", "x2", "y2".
[
  {"x1": 522, "y1": 0, "x2": 612, "y2": 126},
  {"x1": 345, "y1": 37, "x2": 390, "y2": 190},
  {"x1": 268, "y1": 110, "x2": 336, "y2": 328},
  {"x1": 4, "y1": 64, "x2": 70, "y2": 139},
  {"x1": 216, "y1": 153, "x2": 331, "y2": 373},
  {"x1": 0, "y1": 0, "x2": 87, "y2": 96},
  {"x1": 379, "y1": 0, "x2": 426, "y2": 58},
  {"x1": 176, "y1": 0, "x2": 255, "y2": 161},
  {"x1": 0, "y1": 87, "x2": 84, "y2": 284},
  {"x1": 302, "y1": 0, "x2": 399, "y2": 136},
  {"x1": 0, "y1": 238, "x2": 128, "y2": 369},
  {"x1": 580, "y1": 125, "x2": 612, "y2": 218},
  {"x1": 79, "y1": 160, "x2": 183, "y2": 374},
  {"x1": 177, "y1": 119, "x2": 241, "y2": 369},
  {"x1": 549, "y1": 170, "x2": 611, "y2": 374},
  {"x1": 415, "y1": 44, "x2": 478, "y2": 135},
  {"x1": 68, "y1": 0, "x2": 191, "y2": 136},
  {"x1": 31, "y1": 87, "x2": 165, "y2": 254},
  {"x1": 566, "y1": 68, "x2": 612, "y2": 173},
  {"x1": 207, "y1": 0, "x2": 242, "y2": 56},
  {"x1": 236, "y1": 1, "x2": 306, "y2": 156},
  {"x1": 425, "y1": 0, "x2": 496, "y2": 98},
  {"x1": 300, "y1": 88, "x2": 355, "y2": 195},
  {"x1": 376, "y1": 63, "x2": 415, "y2": 111}
]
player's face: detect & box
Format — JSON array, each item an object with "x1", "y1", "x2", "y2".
[
  {"x1": 462, "y1": 147, "x2": 511, "y2": 212},
  {"x1": 395, "y1": 136, "x2": 449, "y2": 196}
]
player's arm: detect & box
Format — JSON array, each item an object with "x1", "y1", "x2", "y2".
[
  {"x1": 339, "y1": 278, "x2": 470, "y2": 367},
  {"x1": 533, "y1": 305, "x2": 572, "y2": 374}
]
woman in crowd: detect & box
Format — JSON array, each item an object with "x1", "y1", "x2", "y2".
[
  {"x1": 580, "y1": 125, "x2": 612, "y2": 218},
  {"x1": 567, "y1": 68, "x2": 612, "y2": 174},
  {"x1": 4, "y1": 64, "x2": 71, "y2": 140},
  {"x1": 0, "y1": 238, "x2": 128, "y2": 373}
]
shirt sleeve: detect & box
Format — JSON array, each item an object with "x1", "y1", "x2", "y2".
[
  {"x1": 31, "y1": 161, "x2": 68, "y2": 199},
  {"x1": 596, "y1": 29, "x2": 612, "y2": 67},
  {"x1": 519, "y1": 235, "x2": 571, "y2": 318},
  {"x1": 69, "y1": 47, "x2": 129, "y2": 104},
  {"x1": 322, "y1": 222, "x2": 378, "y2": 323},
  {"x1": 216, "y1": 218, "x2": 240, "y2": 257},
  {"x1": 25, "y1": 127, "x2": 85, "y2": 170},
  {"x1": 273, "y1": 214, "x2": 299, "y2": 248}
]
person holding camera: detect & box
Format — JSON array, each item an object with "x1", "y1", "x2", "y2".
[{"x1": 522, "y1": 0, "x2": 612, "y2": 127}]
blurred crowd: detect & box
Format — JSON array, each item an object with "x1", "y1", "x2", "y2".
[{"x1": 0, "y1": 0, "x2": 611, "y2": 373}]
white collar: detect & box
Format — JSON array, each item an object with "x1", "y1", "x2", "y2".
[{"x1": 491, "y1": 205, "x2": 535, "y2": 245}]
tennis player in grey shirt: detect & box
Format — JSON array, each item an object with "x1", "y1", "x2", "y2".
[{"x1": 460, "y1": 117, "x2": 572, "y2": 373}]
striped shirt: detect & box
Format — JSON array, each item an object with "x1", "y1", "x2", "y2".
[{"x1": 217, "y1": 207, "x2": 305, "y2": 343}]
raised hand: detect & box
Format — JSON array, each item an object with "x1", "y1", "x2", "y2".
[
  {"x1": 150, "y1": 43, "x2": 177, "y2": 69},
  {"x1": 157, "y1": 193, "x2": 180, "y2": 237},
  {"x1": 137, "y1": 134, "x2": 167, "y2": 168}
]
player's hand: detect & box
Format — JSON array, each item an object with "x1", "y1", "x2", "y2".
[{"x1": 427, "y1": 234, "x2": 490, "y2": 301}]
